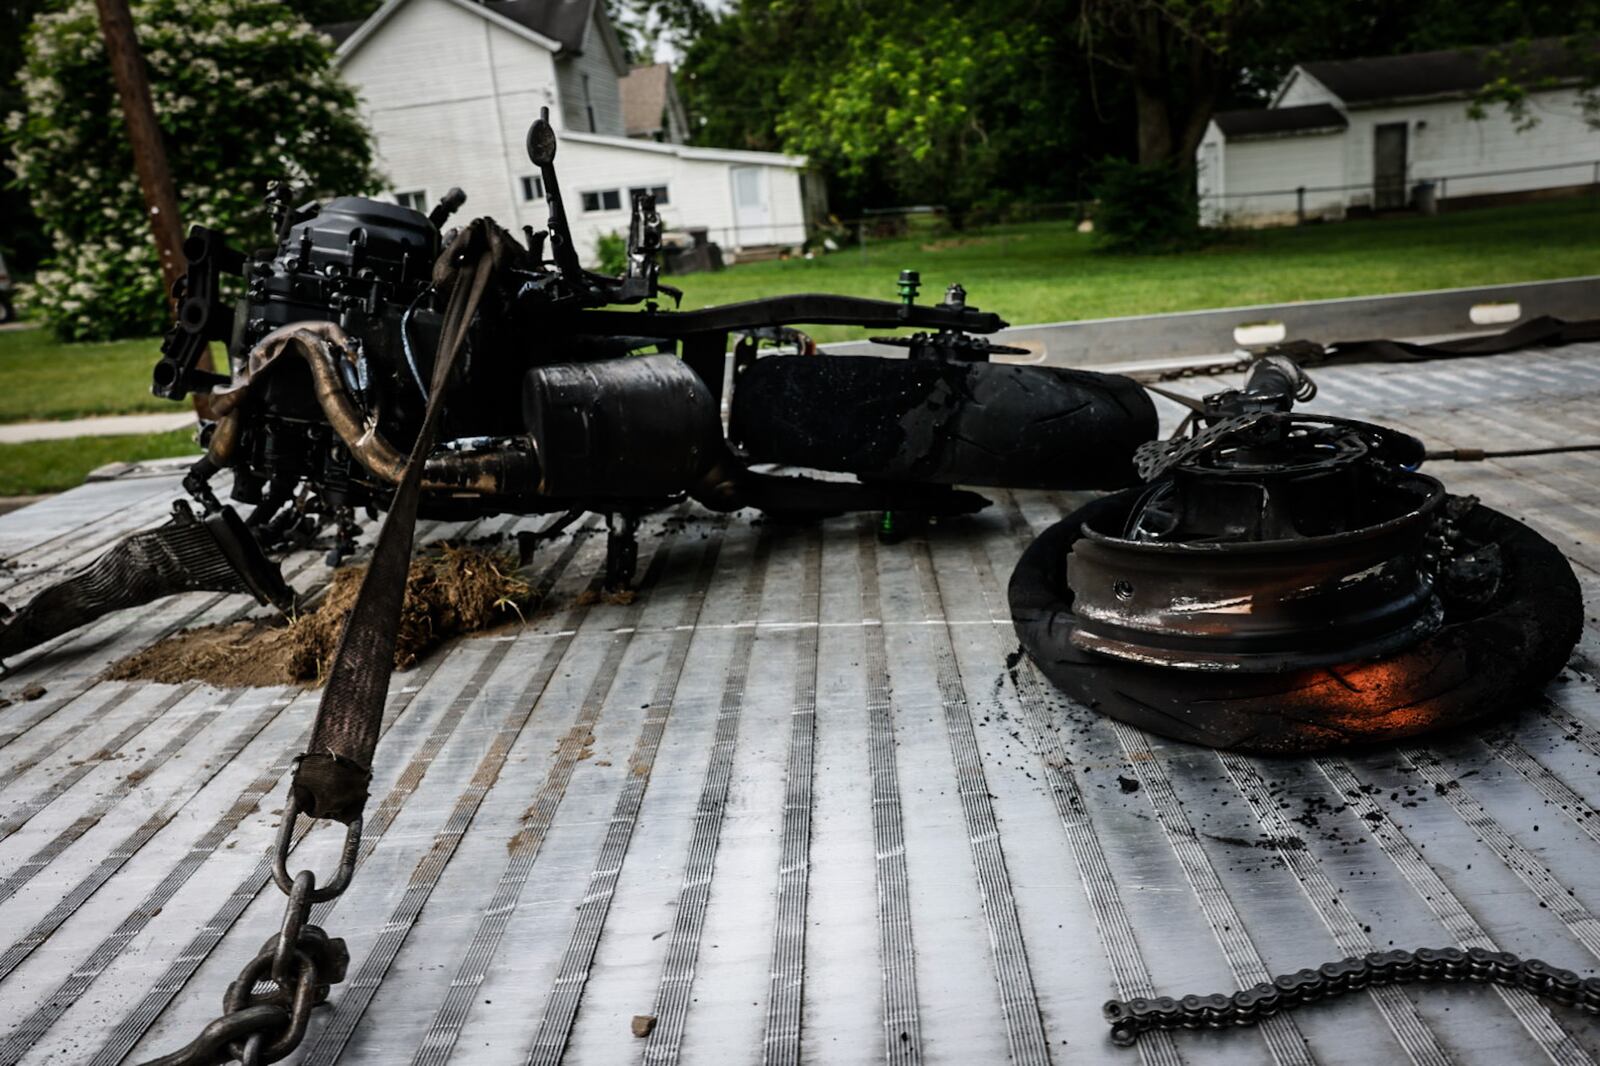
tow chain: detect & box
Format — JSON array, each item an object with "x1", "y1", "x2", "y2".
[
  {"x1": 138, "y1": 794, "x2": 361, "y2": 1065},
  {"x1": 1104, "y1": 946, "x2": 1600, "y2": 1047}
]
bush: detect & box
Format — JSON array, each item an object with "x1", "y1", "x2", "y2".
[
  {"x1": 1090, "y1": 159, "x2": 1202, "y2": 254},
  {"x1": 595, "y1": 231, "x2": 627, "y2": 276},
  {"x1": 6, "y1": 0, "x2": 377, "y2": 340}
]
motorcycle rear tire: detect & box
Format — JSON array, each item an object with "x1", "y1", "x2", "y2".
[
  {"x1": 1008, "y1": 489, "x2": 1582, "y2": 753},
  {"x1": 729, "y1": 355, "x2": 1156, "y2": 490}
]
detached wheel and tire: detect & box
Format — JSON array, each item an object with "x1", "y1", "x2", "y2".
[{"x1": 1009, "y1": 489, "x2": 1582, "y2": 753}]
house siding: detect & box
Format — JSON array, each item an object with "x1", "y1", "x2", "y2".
[
  {"x1": 1276, "y1": 69, "x2": 1340, "y2": 108},
  {"x1": 555, "y1": 10, "x2": 624, "y2": 135},
  {"x1": 339, "y1": 0, "x2": 809, "y2": 265},
  {"x1": 1210, "y1": 130, "x2": 1348, "y2": 225},
  {"x1": 1202, "y1": 81, "x2": 1600, "y2": 225},
  {"x1": 345, "y1": 0, "x2": 559, "y2": 228},
  {"x1": 1336, "y1": 90, "x2": 1599, "y2": 208},
  {"x1": 1196, "y1": 124, "x2": 1224, "y2": 224},
  {"x1": 558, "y1": 137, "x2": 808, "y2": 259}
]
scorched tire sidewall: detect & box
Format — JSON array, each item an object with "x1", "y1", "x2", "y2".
[{"x1": 1008, "y1": 489, "x2": 1583, "y2": 753}]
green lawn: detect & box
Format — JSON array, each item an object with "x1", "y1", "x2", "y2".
[
  {"x1": 0, "y1": 329, "x2": 171, "y2": 423},
  {"x1": 0, "y1": 429, "x2": 198, "y2": 496},
  {"x1": 668, "y1": 197, "x2": 1600, "y2": 341}
]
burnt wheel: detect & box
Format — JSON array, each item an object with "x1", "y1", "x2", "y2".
[{"x1": 1008, "y1": 490, "x2": 1582, "y2": 753}]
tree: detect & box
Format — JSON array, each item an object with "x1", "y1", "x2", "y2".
[
  {"x1": 675, "y1": 0, "x2": 828, "y2": 155},
  {"x1": 773, "y1": 0, "x2": 1059, "y2": 218},
  {"x1": 605, "y1": 0, "x2": 712, "y2": 68},
  {"x1": 1072, "y1": 0, "x2": 1600, "y2": 170},
  {"x1": 661, "y1": 0, "x2": 1599, "y2": 225},
  {"x1": 1235, "y1": 1, "x2": 1600, "y2": 123},
  {"x1": 278, "y1": 0, "x2": 382, "y2": 28},
  {"x1": 0, "y1": 0, "x2": 52, "y2": 273},
  {"x1": 1076, "y1": 0, "x2": 1257, "y2": 169},
  {"x1": 1469, "y1": 33, "x2": 1600, "y2": 130},
  {"x1": 7, "y1": 0, "x2": 377, "y2": 339},
  {"x1": 676, "y1": 0, "x2": 1112, "y2": 215}
]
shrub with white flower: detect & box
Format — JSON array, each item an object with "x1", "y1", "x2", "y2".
[{"x1": 7, "y1": 0, "x2": 377, "y2": 340}]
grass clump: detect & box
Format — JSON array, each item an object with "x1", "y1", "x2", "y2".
[{"x1": 106, "y1": 544, "x2": 534, "y2": 687}]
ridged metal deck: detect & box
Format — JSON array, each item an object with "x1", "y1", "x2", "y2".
[{"x1": 2, "y1": 341, "x2": 1599, "y2": 1065}]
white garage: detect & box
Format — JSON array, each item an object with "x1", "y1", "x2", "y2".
[{"x1": 1198, "y1": 39, "x2": 1600, "y2": 226}]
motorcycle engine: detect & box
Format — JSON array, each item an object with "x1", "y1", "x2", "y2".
[{"x1": 226, "y1": 196, "x2": 442, "y2": 516}]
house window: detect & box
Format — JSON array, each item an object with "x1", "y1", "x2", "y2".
[
  {"x1": 582, "y1": 73, "x2": 596, "y2": 132},
  {"x1": 629, "y1": 185, "x2": 670, "y2": 207},
  {"x1": 581, "y1": 189, "x2": 622, "y2": 212},
  {"x1": 520, "y1": 175, "x2": 545, "y2": 201},
  {"x1": 395, "y1": 189, "x2": 428, "y2": 213}
]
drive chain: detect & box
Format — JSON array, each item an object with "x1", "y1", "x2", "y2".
[{"x1": 1104, "y1": 947, "x2": 1599, "y2": 1047}]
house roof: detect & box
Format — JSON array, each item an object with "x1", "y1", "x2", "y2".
[
  {"x1": 1297, "y1": 37, "x2": 1593, "y2": 106},
  {"x1": 620, "y1": 63, "x2": 672, "y2": 136},
  {"x1": 326, "y1": 0, "x2": 618, "y2": 63},
  {"x1": 483, "y1": 0, "x2": 594, "y2": 53},
  {"x1": 561, "y1": 129, "x2": 805, "y2": 168},
  {"x1": 1213, "y1": 103, "x2": 1347, "y2": 140}
]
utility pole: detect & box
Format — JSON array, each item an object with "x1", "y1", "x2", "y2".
[
  {"x1": 92, "y1": 0, "x2": 213, "y2": 415},
  {"x1": 93, "y1": 0, "x2": 184, "y2": 297}
]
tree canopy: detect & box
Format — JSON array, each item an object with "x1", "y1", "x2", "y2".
[
  {"x1": 667, "y1": 0, "x2": 1119, "y2": 218},
  {"x1": 649, "y1": 0, "x2": 1600, "y2": 215}
]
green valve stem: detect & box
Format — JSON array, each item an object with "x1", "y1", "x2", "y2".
[
  {"x1": 897, "y1": 269, "x2": 920, "y2": 306},
  {"x1": 877, "y1": 509, "x2": 905, "y2": 545}
]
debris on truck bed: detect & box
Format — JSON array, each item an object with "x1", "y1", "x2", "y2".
[{"x1": 104, "y1": 544, "x2": 534, "y2": 687}]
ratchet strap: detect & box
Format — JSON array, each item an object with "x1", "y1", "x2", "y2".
[
  {"x1": 290, "y1": 220, "x2": 508, "y2": 823},
  {"x1": 1267, "y1": 314, "x2": 1600, "y2": 367}
]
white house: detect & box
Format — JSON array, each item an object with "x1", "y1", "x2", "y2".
[
  {"x1": 1197, "y1": 40, "x2": 1600, "y2": 226},
  {"x1": 325, "y1": 0, "x2": 814, "y2": 262}
]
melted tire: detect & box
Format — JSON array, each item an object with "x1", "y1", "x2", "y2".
[
  {"x1": 1009, "y1": 490, "x2": 1583, "y2": 753},
  {"x1": 729, "y1": 355, "x2": 1157, "y2": 490}
]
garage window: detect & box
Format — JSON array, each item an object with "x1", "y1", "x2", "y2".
[
  {"x1": 629, "y1": 185, "x2": 670, "y2": 207},
  {"x1": 581, "y1": 189, "x2": 622, "y2": 212}
]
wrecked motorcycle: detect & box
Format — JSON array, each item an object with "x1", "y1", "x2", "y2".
[{"x1": 0, "y1": 108, "x2": 1155, "y2": 665}]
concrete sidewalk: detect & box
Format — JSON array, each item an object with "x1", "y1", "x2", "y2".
[{"x1": 0, "y1": 412, "x2": 196, "y2": 444}]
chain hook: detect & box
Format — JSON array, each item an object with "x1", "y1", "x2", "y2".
[{"x1": 271, "y1": 790, "x2": 362, "y2": 903}]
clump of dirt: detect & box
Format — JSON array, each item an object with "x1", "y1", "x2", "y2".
[
  {"x1": 107, "y1": 545, "x2": 533, "y2": 688},
  {"x1": 107, "y1": 621, "x2": 291, "y2": 688}
]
